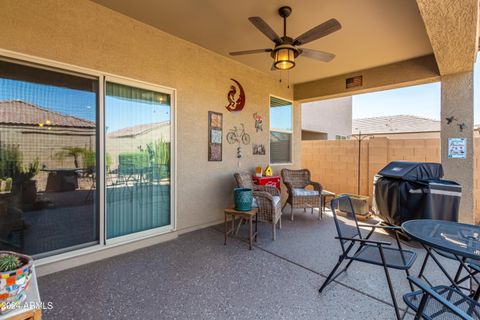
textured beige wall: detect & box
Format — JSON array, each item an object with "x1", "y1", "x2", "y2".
[
  {"x1": 416, "y1": 0, "x2": 479, "y2": 75},
  {"x1": 294, "y1": 55, "x2": 440, "y2": 102},
  {"x1": 0, "y1": 0, "x2": 295, "y2": 231},
  {"x1": 302, "y1": 96, "x2": 352, "y2": 140},
  {"x1": 441, "y1": 72, "x2": 475, "y2": 224}
]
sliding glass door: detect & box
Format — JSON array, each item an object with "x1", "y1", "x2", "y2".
[
  {"x1": 105, "y1": 79, "x2": 172, "y2": 240},
  {"x1": 0, "y1": 59, "x2": 99, "y2": 258},
  {"x1": 0, "y1": 55, "x2": 175, "y2": 258}
]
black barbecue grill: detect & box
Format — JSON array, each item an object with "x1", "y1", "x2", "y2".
[{"x1": 373, "y1": 161, "x2": 462, "y2": 226}]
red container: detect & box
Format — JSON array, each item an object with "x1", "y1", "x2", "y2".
[{"x1": 252, "y1": 176, "x2": 281, "y2": 190}]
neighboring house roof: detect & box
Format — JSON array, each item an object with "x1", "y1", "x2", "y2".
[
  {"x1": 0, "y1": 100, "x2": 95, "y2": 128},
  {"x1": 352, "y1": 115, "x2": 440, "y2": 135},
  {"x1": 107, "y1": 121, "x2": 170, "y2": 138}
]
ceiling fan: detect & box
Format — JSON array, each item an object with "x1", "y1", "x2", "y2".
[{"x1": 229, "y1": 6, "x2": 341, "y2": 71}]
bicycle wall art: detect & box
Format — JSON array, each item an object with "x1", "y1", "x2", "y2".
[{"x1": 226, "y1": 123, "x2": 251, "y2": 159}]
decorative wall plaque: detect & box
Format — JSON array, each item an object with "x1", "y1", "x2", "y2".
[
  {"x1": 208, "y1": 111, "x2": 223, "y2": 161},
  {"x1": 225, "y1": 79, "x2": 246, "y2": 112}
]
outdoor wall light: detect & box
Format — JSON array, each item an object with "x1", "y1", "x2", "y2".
[{"x1": 273, "y1": 45, "x2": 298, "y2": 70}]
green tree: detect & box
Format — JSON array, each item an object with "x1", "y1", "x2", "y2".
[{"x1": 54, "y1": 147, "x2": 87, "y2": 168}]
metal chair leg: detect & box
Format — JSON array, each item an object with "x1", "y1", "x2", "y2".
[
  {"x1": 405, "y1": 268, "x2": 415, "y2": 292},
  {"x1": 378, "y1": 245, "x2": 401, "y2": 320},
  {"x1": 344, "y1": 258, "x2": 354, "y2": 271},
  {"x1": 290, "y1": 205, "x2": 294, "y2": 221},
  {"x1": 414, "y1": 293, "x2": 429, "y2": 320},
  {"x1": 319, "y1": 255, "x2": 346, "y2": 293},
  {"x1": 272, "y1": 223, "x2": 276, "y2": 240}
]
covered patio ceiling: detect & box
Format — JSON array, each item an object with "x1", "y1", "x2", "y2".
[{"x1": 92, "y1": 0, "x2": 433, "y2": 84}]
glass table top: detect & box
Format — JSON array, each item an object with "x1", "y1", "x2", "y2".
[{"x1": 402, "y1": 219, "x2": 480, "y2": 260}]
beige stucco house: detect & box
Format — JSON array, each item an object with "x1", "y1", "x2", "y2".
[{"x1": 301, "y1": 96, "x2": 352, "y2": 140}]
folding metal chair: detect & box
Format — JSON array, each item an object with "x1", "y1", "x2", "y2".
[
  {"x1": 319, "y1": 195, "x2": 417, "y2": 320},
  {"x1": 418, "y1": 248, "x2": 480, "y2": 300},
  {"x1": 404, "y1": 276, "x2": 480, "y2": 320}
]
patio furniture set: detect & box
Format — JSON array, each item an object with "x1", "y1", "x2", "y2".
[
  {"x1": 229, "y1": 169, "x2": 330, "y2": 245},
  {"x1": 321, "y1": 194, "x2": 480, "y2": 320}
]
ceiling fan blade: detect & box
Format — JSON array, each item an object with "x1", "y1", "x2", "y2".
[
  {"x1": 293, "y1": 18, "x2": 342, "y2": 46},
  {"x1": 248, "y1": 17, "x2": 282, "y2": 44},
  {"x1": 229, "y1": 48, "x2": 272, "y2": 56},
  {"x1": 300, "y1": 48, "x2": 336, "y2": 62}
]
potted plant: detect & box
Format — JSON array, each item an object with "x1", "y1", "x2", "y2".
[{"x1": 0, "y1": 251, "x2": 33, "y2": 314}]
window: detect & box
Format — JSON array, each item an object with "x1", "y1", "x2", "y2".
[
  {"x1": 336, "y1": 135, "x2": 347, "y2": 140},
  {"x1": 0, "y1": 59, "x2": 99, "y2": 258},
  {"x1": 270, "y1": 96, "x2": 292, "y2": 164},
  {"x1": 105, "y1": 80, "x2": 172, "y2": 240}
]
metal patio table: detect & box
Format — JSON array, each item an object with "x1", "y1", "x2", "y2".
[{"x1": 402, "y1": 219, "x2": 480, "y2": 293}]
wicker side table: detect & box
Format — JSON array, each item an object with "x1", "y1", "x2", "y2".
[{"x1": 224, "y1": 208, "x2": 258, "y2": 250}]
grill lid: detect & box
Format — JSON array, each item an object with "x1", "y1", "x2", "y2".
[{"x1": 378, "y1": 161, "x2": 443, "y2": 180}]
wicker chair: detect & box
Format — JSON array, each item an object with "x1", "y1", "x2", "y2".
[
  {"x1": 234, "y1": 172, "x2": 282, "y2": 240},
  {"x1": 281, "y1": 168, "x2": 322, "y2": 221}
]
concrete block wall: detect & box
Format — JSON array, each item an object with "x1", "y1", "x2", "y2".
[{"x1": 302, "y1": 137, "x2": 478, "y2": 222}]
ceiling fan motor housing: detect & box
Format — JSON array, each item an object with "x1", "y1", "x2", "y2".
[{"x1": 278, "y1": 6, "x2": 292, "y2": 18}]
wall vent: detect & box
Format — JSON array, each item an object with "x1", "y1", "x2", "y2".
[{"x1": 346, "y1": 76, "x2": 363, "y2": 89}]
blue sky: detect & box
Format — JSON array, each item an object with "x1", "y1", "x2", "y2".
[
  {"x1": 0, "y1": 79, "x2": 97, "y2": 121},
  {"x1": 0, "y1": 79, "x2": 170, "y2": 132},
  {"x1": 106, "y1": 96, "x2": 170, "y2": 133},
  {"x1": 270, "y1": 104, "x2": 292, "y2": 131},
  {"x1": 352, "y1": 55, "x2": 480, "y2": 123}
]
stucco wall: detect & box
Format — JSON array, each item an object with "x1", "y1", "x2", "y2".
[
  {"x1": 301, "y1": 96, "x2": 352, "y2": 140},
  {"x1": 294, "y1": 55, "x2": 440, "y2": 102},
  {"x1": 440, "y1": 72, "x2": 475, "y2": 223},
  {"x1": 0, "y1": 0, "x2": 296, "y2": 232}
]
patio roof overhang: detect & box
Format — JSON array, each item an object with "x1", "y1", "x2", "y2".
[{"x1": 92, "y1": 0, "x2": 435, "y2": 85}]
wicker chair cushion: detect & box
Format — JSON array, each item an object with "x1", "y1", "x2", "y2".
[
  {"x1": 293, "y1": 188, "x2": 320, "y2": 196},
  {"x1": 252, "y1": 196, "x2": 281, "y2": 208}
]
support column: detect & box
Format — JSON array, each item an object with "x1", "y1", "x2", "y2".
[{"x1": 440, "y1": 71, "x2": 474, "y2": 223}]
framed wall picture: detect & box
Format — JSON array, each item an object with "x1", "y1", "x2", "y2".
[
  {"x1": 208, "y1": 111, "x2": 223, "y2": 161},
  {"x1": 253, "y1": 144, "x2": 266, "y2": 155}
]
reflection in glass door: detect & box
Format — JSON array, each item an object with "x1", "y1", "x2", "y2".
[
  {"x1": 0, "y1": 59, "x2": 99, "y2": 258},
  {"x1": 105, "y1": 80, "x2": 172, "y2": 239}
]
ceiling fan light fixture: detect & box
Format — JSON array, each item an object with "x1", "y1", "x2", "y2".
[{"x1": 274, "y1": 47, "x2": 296, "y2": 70}]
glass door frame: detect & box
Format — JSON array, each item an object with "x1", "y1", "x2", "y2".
[
  {"x1": 104, "y1": 75, "x2": 176, "y2": 245},
  {"x1": 0, "y1": 49, "x2": 176, "y2": 265}
]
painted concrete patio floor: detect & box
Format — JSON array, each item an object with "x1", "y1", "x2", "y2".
[{"x1": 38, "y1": 209, "x2": 460, "y2": 320}]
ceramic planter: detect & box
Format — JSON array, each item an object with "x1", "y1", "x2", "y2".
[
  {"x1": 0, "y1": 252, "x2": 33, "y2": 314},
  {"x1": 338, "y1": 194, "x2": 370, "y2": 216}
]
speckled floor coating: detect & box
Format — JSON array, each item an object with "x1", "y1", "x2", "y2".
[
  {"x1": 225, "y1": 209, "x2": 460, "y2": 309},
  {"x1": 38, "y1": 208, "x2": 462, "y2": 320}
]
